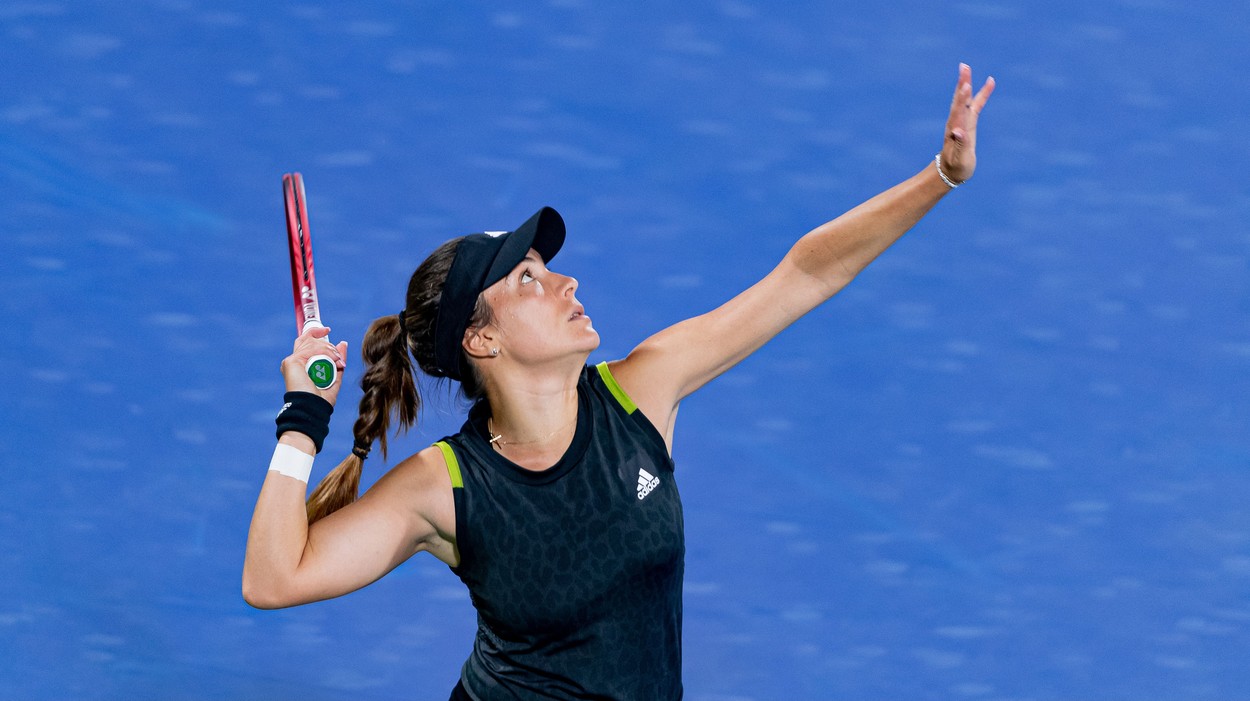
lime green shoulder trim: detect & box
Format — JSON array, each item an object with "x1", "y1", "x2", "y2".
[
  {"x1": 595, "y1": 361, "x2": 638, "y2": 415},
  {"x1": 433, "y1": 441, "x2": 463, "y2": 489}
]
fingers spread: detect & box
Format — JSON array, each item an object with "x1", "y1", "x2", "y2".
[
  {"x1": 973, "y1": 76, "x2": 996, "y2": 113},
  {"x1": 948, "y1": 64, "x2": 970, "y2": 115},
  {"x1": 948, "y1": 65, "x2": 978, "y2": 128}
]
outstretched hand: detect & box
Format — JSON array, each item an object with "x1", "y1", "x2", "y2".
[{"x1": 939, "y1": 63, "x2": 995, "y2": 184}]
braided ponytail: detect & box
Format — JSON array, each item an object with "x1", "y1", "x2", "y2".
[
  {"x1": 305, "y1": 314, "x2": 417, "y2": 523},
  {"x1": 304, "y1": 236, "x2": 492, "y2": 524}
]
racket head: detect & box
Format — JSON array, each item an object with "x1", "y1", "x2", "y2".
[
  {"x1": 283, "y1": 172, "x2": 322, "y2": 335},
  {"x1": 282, "y1": 173, "x2": 337, "y2": 389}
]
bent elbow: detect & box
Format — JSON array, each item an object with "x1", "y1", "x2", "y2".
[
  {"x1": 242, "y1": 586, "x2": 274, "y2": 610},
  {"x1": 242, "y1": 573, "x2": 294, "y2": 610},
  {"x1": 242, "y1": 581, "x2": 273, "y2": 609}
]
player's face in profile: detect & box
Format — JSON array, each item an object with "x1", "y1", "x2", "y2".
[{"x1": 479, "y1": 248, "x2": 599, "y2": 363}]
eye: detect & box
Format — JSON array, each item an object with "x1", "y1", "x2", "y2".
[{"x1": 520, "y1": 270, "x2": 535, "y2": 285}]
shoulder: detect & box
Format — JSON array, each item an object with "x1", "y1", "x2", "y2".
[
  {"x1": 380, "y1": 444, "x2": 459, "y2": 500},
  {"x1": 592, "y1": 357, "x2": 677, "y2": 453},
  {"x1": 366, "y1": 444, "x2": 459, "y2": 556}
]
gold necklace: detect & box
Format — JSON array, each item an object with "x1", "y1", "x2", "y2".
[{"x1": 487, "y1": 416, "x2": 576, "y2": 450}]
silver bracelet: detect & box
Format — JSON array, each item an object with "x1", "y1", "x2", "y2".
[{"x1": 934, "y1": 153, "x2": 962, "y2": 189}]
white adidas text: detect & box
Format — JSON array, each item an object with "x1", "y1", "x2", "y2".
[{"x1": 637, "y1": 468, "x2": 660, "y2": 500}]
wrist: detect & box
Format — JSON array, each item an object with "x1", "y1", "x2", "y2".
[
  {"x1": 277, "y1": 431, "x2": 317, "y2": 455},
  {"x1": 933, "y1": 153, "x2": 964, "y2": 189},
  {"x1": 274, "y1": 391, "x2": 334, "y2": 453}
]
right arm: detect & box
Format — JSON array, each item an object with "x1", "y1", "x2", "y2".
[{"x1": 242, "y1": 327, "x2": 457, "y2": 609}]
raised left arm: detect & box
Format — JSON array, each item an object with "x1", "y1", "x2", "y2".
[{"x1": 611, "y1": 64, "x2": 995, "y2": 448}]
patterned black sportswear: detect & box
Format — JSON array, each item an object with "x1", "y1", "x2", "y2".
[{"x1": 435, "y1": 362, "x2": 685, "y2": 700}]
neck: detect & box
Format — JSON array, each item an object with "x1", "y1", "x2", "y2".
[{"x1": 481, "y1": 360, "x2": 582, "y2": 470}]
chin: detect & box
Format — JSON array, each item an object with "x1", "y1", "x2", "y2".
[
  {"x1": 575, "y1": 328, "x2": 601, "y2": 355},
  {"x1": 582, "y1": 330, "x2": 601, "y2": 352}
]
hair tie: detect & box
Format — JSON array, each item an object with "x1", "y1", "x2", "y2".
[
  {"x1": 397, "y1": 310, "x2": 408, "y2": 338},
  {"x1": 352, "y1": 439, "x2": 371, "y2": 460}
]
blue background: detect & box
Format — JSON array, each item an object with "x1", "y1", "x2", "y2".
[{"x1": 2, "y1": 2, "x2": 1247, "y2": 699}]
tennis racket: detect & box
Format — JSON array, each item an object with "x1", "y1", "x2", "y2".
[{"x1": 283, "y1": 172, "x2": 337, "y2": 390}]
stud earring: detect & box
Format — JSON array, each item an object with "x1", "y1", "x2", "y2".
[{"x1": 491, "y1": 348, "x2": 499, "y2": 356}]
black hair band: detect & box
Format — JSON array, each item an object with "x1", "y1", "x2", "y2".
[{"x1": 352, "y1": 440, "x2": 371, "y2": 460}]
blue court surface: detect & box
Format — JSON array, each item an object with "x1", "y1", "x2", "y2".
[{"x1": 2, "y1": 2, "x2": 1247, "y2": 700}]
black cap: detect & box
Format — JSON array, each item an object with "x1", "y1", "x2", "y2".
[{"x1": 433, "y1": 207, "x2": 565, "y2": 379}]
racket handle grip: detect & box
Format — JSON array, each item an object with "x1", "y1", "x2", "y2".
[
  {"x1": 300, "y1": 320, "x2": 338, "y2": 390},
  {"x1": 306, "y1": 355, "x2": 338, "y2": 389}
]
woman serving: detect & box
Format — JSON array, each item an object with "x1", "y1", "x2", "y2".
[{"x1": 244, "y1": 64, "x2": 995, "y2": 700}]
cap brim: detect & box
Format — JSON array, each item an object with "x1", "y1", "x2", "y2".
[{"x1": 484, "y1": 206, "x2": 566, "y2": 284}]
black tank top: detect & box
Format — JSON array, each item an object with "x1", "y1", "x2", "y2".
[{"x1": 436, "y1": 363, "x2": 684, "y2": 700}]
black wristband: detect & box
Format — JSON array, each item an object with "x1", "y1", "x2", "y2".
[{"x1": 275, "y1": 391, "x2": 334, "y2": 454}]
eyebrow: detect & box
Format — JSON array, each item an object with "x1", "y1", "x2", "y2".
[
  {"x1": 512, "y1": 254, "x2": 542, "y2": 280},
  {"x1": 514, "y1": 253, "x2": 541, "y2": 272}
]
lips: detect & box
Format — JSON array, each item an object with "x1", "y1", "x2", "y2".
[{"x1": 569, "y1": 305, "x2": 586, "y2": 321}]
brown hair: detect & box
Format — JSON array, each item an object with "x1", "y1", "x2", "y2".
[{"x1": 304, "y1": 237, "x2": 495, "y2": 523}]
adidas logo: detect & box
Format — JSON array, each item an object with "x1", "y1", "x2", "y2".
[{"x1": 636, "y1": 468, "x2": 660, "y2": 500}]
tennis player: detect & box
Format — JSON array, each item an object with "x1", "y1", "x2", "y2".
[{"x1": 244, "y1": 64, "x2": 994, "y2": 700}]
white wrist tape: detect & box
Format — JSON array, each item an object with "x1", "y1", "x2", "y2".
[{"x1": 268, "y1": 442, "x2": 314, "y2": 484}]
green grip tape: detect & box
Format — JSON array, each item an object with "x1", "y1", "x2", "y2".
[{"x1": 306, "y1": 356, "x2": 337, "y2": 389}]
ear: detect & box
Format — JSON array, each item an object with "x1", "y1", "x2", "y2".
[{"x1": 463, "y1": 325, "x2": 498, "y2": 361}]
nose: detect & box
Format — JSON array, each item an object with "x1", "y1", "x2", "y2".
[{"x1": 560, "y1": 273, "x2": 578, "y2": 297}]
